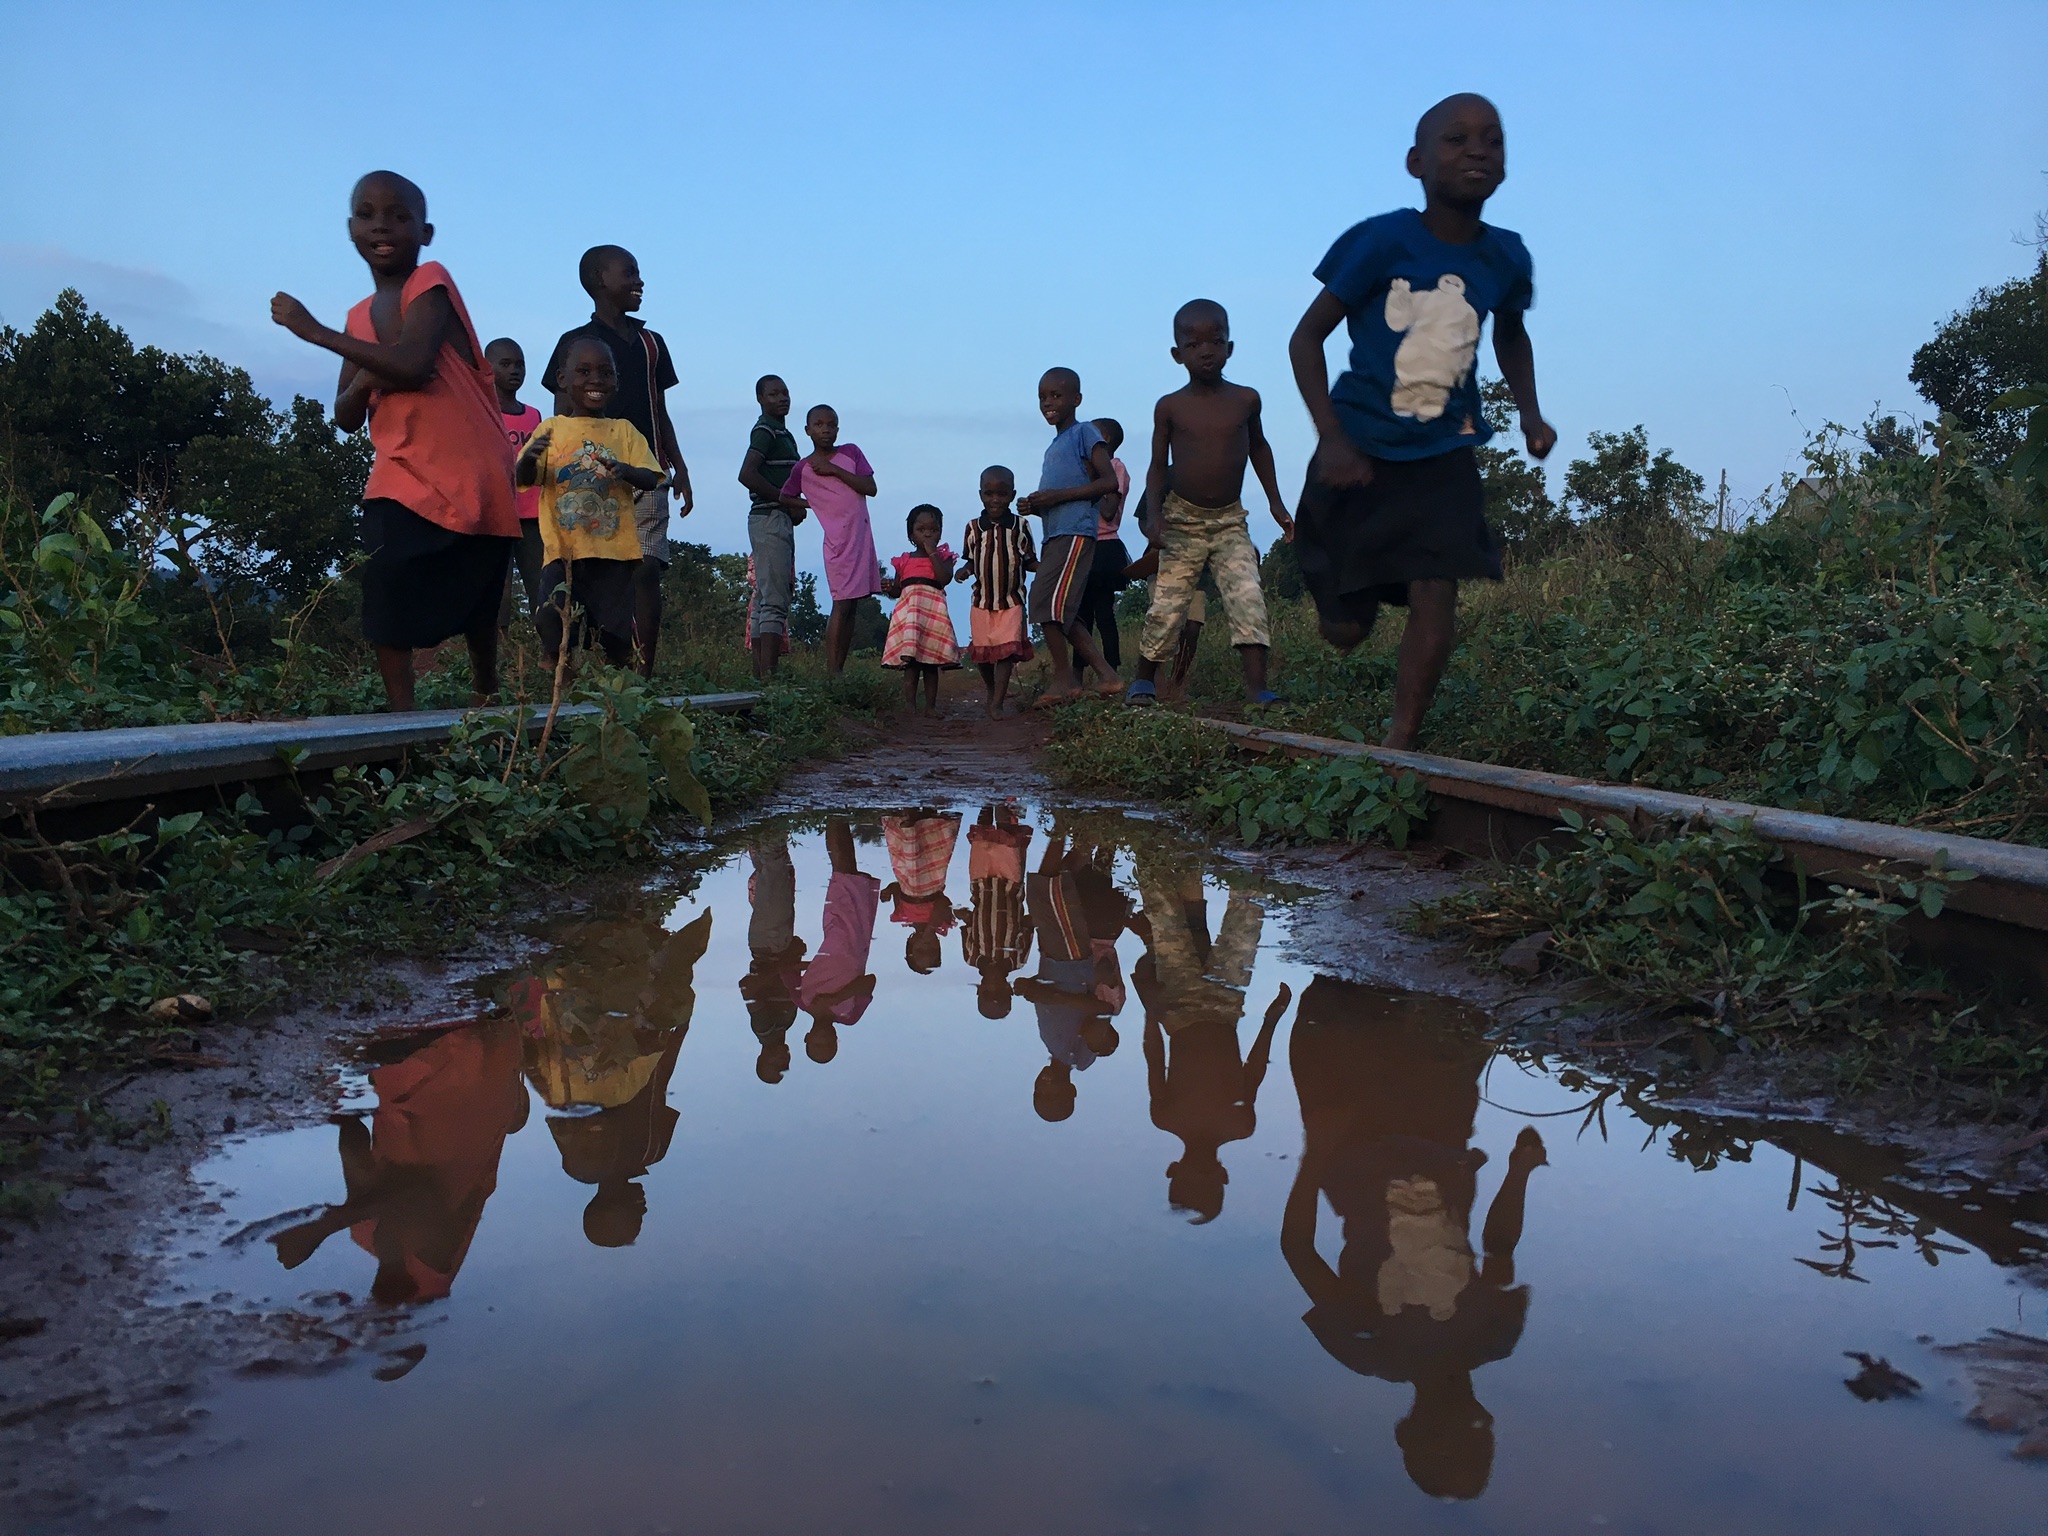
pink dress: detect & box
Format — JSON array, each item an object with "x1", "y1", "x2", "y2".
[
  {"x1": 794, "y1": 871, "x2": 880, "y2": 1024},
  {"x1": 784, "y1": 445, "x2": 881, "y2": 602}
]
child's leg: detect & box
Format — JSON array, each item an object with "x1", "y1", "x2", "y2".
[
  {"x1": 826, "y1": 599, "x2": 857, "y2": 675},
  {"x1": 990, "y1": 659, "x2": 1014, "y2": 715},
  {"x1": 901, "y1": 665, "x2": 919, "y2": 711},
  {"x1": 463, "y1": 614, "x2": 502, "y2": 704},
  {"x1": 373, "y1": 645, "x2": 418, "y2": 712},
  {"x1": 1062, "y1": 618, "x2": 1118, "y2": 687},
  {"x1": 752, "y1": 634, "x2": 781, "y2": 680},
  {"x1": 1135, "y1": 522, "x2": 1205, "y2": 689},
  {"x1": 1041, "y1": 624, "x2": 1076, "y2": 692},
  {"x1": 598, "y1": 630, "x2": 635, "y2": 669},
  {"x1": 632, "y1": 557, "x2": 664, "y2": 680},
  {"x1": 1207, "y1": 519, "x2": 1274, "y2": 702},
  {"x1": 978, "y1": 661, "x2": 996, "y2": 698},
  {"x1": 1386, "y1": 579, "x2": 1457, "y2": 749},
  {"x1": 920, "y1": 665, "x2": 941, "y2": 715}
]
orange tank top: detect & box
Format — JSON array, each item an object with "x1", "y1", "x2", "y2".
[{"x1": 346, "y1": 262, "x2": 519, "y2": 538}]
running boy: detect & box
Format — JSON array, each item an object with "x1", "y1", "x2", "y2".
[
  {"x1": 1125, "y1": 300, "x2": 1293, "y2": 707},
  {"x1": 270, "y1": 172, "x2": 519, "y2": 712},
  {"x1": 515, "y1": 338, "x2": 664, "y2": 669},
  {"x1": 487, "y1": 337, "x2": 546, "y2": 617},
  {"x1": 1017, "y1": 368, "x2": 1122, "y2": 704},
  {"x1": 1286, "y1": 94, "x2": 1555, "y2": 748},
  {"x1": 543, "y1": 246, "x2": 694, "y2": 679},
  {"x1": 737, "y1": 374, "x2": 802, "y2": 679}
]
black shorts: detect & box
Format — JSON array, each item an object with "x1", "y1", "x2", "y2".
[
  {"x1": 1294, "y1": 446, "x2": 1499, "y2": 625},
  {"x1": 538, "y1": 556, "x2": 639, "y2": 643},
  {"x1": 359, "y1": 499, "x2": 515, "y2": 649}
]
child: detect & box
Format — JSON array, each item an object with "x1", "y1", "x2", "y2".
[
  {"x1": 514, "y1": 338, "x2": 665, "y2": 670},
  {"x1": 1017, "y1": 368, "x2": 1123, "y2": 703},
  {"x1": 880, "y1": 504, "x2": 960, "y2": 717},
  {"x1": 881, "y1": 808, "x2": 962, "y2": 973},
  {"x1": 962, "y1": 803, "x2": 1034, "y2": 1018},
  {"x1": 778, "y1": 405, "x2": 881, "y2": 675},
  {"x1": 269, "y1": 171, "x2": 520, "y2": 712},
  {"x1": 542, "y1": 246, "x2": 694, "y2": 679},
  {"x1": 1078, "y1": 417, "x2": 1131, "y2": 674},
  {"x1": 487, "y1": 337, "x2": 546, "y2": 619},
  {"x1": 1124, "y1": 299, "x2": 1294, "y2": 708},
  {"x1": 1016, "y1": 829, "x2": 1119, "y2": 1121},
  {"x1": 737, "y1": 374, "x2": 803, "y2": 679},
  {"x1": 1286, "y1": 93, "x2": 1555, "y2": 749},
  {"x1": 792, "y1": 818, "x2": 880, "y2": 1066},
  {"x1": 742, "y1": 832, "x2": 805, "y2": 1085},
  {"x1": 955, "y1": 466, "x2": 1038, "y2": 718},
  {"x1": 1146, "y1": 984, "x2": 1288, "y2": 1225}
]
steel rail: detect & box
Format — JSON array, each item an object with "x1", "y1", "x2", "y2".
[
  {"x1": 0, "y1": 693, "x2": 763, "y2": 810},
  {"x1": 1201, "y1": 719, "x2": 2048, "y2": 937}
]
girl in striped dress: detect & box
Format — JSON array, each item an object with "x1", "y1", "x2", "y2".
[
  {"x1": 955, "y1": 466, "x2": 1039, "y2": 719},
  {"x1": 881, "y1": 503, "x2": 961, "y2": 717}
]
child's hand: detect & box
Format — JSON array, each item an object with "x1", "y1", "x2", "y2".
[
  {"x1": 1015, "y1": 492, "x2": 1038, "y2": 515},
  {"x1": 1313, "y1": 433, "x2": 1374, "y2": 489},
  {"x1": 1523, "y1": 417, "x2": 1558, "y2": 460},
  {"x1": 270, "y1": 293, "x2": 322, "y2": 341},
  {"x1": 524, "y1": 427, "x2": 552, "y2": 459},
  {"x1": 1273, "y1": 506, "x2": 1297, "y2": 543}
]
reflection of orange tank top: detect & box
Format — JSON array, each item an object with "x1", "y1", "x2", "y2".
[{"x1": 346, "y1": 262, "x2": 519, "y2": 538}]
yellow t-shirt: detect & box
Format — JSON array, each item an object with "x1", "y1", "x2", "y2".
[{"x1": 527, "y1": 415, "x2": 661, "y2": 563}]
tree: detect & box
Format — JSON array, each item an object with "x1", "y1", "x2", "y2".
[
  {"x1": 1561, "y1": 425, "x2": 1708, "y2": 537},
  {"x1": 788, "y1": 571, "x2": 827, "y2": 646},
  {"x1": 1477, "y1": 377, "x2": 1569, "y2": 559},
  {"x1": 0, "y1": 289, "x2": 367, "y2": 603},
  {"x1": 1910, "y1": 250, "x2": 2048, "y2": 461}
]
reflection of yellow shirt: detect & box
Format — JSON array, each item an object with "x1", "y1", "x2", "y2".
[{"x1": 528, "y1": 415, "x2": 659, "y2": 564}]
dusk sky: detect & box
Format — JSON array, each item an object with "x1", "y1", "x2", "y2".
[{"x1": 5, "y1": 1, "x2": 2045, "y2": 605}]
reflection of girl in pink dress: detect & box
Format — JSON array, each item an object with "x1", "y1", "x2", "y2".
[
  {"x1": 792, "y1": 819, "x2": 880, "y2": 1067},
  {"x1": 778, "y1": 404, "x2": 879, "y2": 675}
]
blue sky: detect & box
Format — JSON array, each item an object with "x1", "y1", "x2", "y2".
[{"x1": 5, "y1": 1, "x2": 2045, "y2": 613}]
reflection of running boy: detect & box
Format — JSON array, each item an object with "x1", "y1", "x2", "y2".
[
  {"x1": 1125, "y1": 299, "x2": 1294, "y2": 707},
  {"x1": 1280, "y1": 976, "x2": 1546, "y2": 1502},
  {"x1": 793, "y1": 819, "x2": 881, "y2": 1065},
  {"x1": 962, "y1": 805, "x2": 1034, "y2": 1017},
  {"x1": 742, "y1": 833, "x2": 806, "y2": 1084},
  {"x1": 882, "y1": 810, "x2": 962, "y2": 974},
  {"x1": 1147, "y1": 985, "x2": 1288, "y2": 1224},
  {"x1": 1017, "y1": 831, "x2": 1120, "y2": 1120},
  {"x1": 1285, "y1": 94, "x2": 1555, "y2": 748}
]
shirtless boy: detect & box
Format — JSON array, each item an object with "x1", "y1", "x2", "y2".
[
  {"x1": 1125, "y1": 301, "x2": 1294, "y2": 706},
  {"x1": 1286, "y1": 93, "x2": 1555, "y2": 748}
]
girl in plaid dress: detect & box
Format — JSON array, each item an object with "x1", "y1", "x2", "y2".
[{"x1": 881, "y1": 504, "x2": 961, "y2": 717}]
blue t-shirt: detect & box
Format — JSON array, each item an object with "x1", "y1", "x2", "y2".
[
  {"x1": 1315, "y1": 208, "x2": 1533, "y2": 461},
  {"x1": 1036, "y1": 419, "x2": 1106, "y2": 540}
]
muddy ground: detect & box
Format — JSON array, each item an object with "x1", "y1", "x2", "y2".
[{"x1": 3, "y1": 685, "x2": 2045, "y2": 1525}]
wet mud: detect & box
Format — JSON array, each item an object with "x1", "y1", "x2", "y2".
[{"x1": 3, "y1": 703, "x2": 2046, "y2": 1533}]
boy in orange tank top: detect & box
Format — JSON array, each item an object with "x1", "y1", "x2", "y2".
[{"x1": 271, "y1": 171, "x2": 520, "y2": 711}]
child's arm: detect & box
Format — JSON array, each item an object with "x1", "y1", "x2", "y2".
[
  {"x1": 658, "y1": 411, "x2": 694, "y2": 515},
  {"x1": 332, "y1": 361, "x2": 378, "y2": 432},
  {"x1": 931, "y1": 549, "x2": 956, "y2": 584},
  {"x1": 1287, "y1": 288, "x2": 1373, "y2": 487},
  {"x1": 1140, "y1": 396, "x2": 1172, "y2": 538},
  {"x1": 599, "y1": 453, "x2": 661, "y2": 493},
  {"x1": 271, "y1": 287, "x2": 456, "y2": 392},
  {"x1": 1018, "y1": 445, "x2": 1118, "y2": 516},
  {"x1": 1244, "y1": 393, "x2": 1295, "y2": 541},
  {"x1": 738, "y1": 445, "x2": 778, "y2": 504},
  {"x1": 514, "y1": 427, "x2": 553, "y2": 488},
  {"x1": 816, "y1": 452, "x2": 877, "y2": 497},
  {"x1": 1491, "y1": 310, "x2": 1557, "y2": 460}
]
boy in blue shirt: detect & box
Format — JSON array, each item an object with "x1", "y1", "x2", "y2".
[
  {"x1": 1018, "y1": 367, "x2": 1124, "y2": 703},
  {"x1": 1287, "y1": 93, "x2": 1556, "y2": 749}
]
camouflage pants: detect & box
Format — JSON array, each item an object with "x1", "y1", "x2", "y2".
[{"x1": 1139, "y1": 492, "x2": 1270, "y2": 660}]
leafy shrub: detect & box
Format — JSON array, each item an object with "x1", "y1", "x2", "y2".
[{"x1": 1197, "y1": 754, "x2": 1428, "y2": 848}]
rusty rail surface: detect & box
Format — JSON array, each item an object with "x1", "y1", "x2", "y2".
[
  {"x1": 0, "y1": 693, "x2": 763, "y2": 810},
  {"x1": 1203, "y1": 720, "x2": 2048, "y2": 938}
]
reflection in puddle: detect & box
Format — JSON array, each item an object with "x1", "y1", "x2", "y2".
[{"x1": 157, "y1": 807, "x2": 2046, "y2": 1535}]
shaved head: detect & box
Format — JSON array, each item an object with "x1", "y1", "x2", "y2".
[
  {"x1": 1039, "y1": 366, "x2": 1080, "y2": 394},
  {"x1": 1173, "y1": 298, "x2": 1229, "y2": 340},
  {"x1": 563, "y1": 336, "x2": 616, "y2": 369},
  {"x1": 351, "y1": 170, "x2": 426, "y2": 220},
  {"x1": 1415, "y1": 93, "x2": 1499, "y2": 146}
]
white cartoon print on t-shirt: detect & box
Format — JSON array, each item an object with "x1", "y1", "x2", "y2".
[{"x1": 1384, "y1": 274, "x2": 1480, "y2": 423}]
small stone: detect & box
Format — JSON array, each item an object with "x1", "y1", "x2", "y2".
[
  {"x1": 1499, "y1": 930, "x2": 1553, "y2": 978},
  {"x1": 146, "y1": 994, "x2": 214, "y2": 1024}
]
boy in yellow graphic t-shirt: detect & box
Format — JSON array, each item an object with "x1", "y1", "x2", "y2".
[{"x1": 515, "y1": 336, "x2": 665, "y2": 666}]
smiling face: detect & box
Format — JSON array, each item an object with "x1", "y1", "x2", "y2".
[
  {"x1": 978, "y1": 467, "x2": 1015, "y2": 515},
  {"x1": 805, "y1": 406, "x2": 840, "y2": 451},
  {"x1": 562, "y1": 340, "x2": 618, "y2": 415},
  {"x1": 1038, "y1": 368, "x2": 1081, "y2": 429},
  {"x1": 486, "y1": 340, "x2": 526, "y2": 398},
  {"x1": 1407, "y1": 94, "x2": 1506, "y2": 208},
  {"x1": 347, "y1": 172, "x2": 430, "y2": 276},
  {"x1": 594, "y1": 252, "x2": 644, "y2": 313}
]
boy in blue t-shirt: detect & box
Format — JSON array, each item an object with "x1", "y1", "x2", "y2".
[
  {"x1": 1287, "y1": 93, "x2": 1556, "y2": 750},
  {"x1": 1018, "y1": 367, "x2": 1124, "y2": 703}
]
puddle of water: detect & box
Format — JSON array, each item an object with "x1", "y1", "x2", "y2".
[{"x1": 142, "y1": 807, "x2": 2044, "y2": 1535}]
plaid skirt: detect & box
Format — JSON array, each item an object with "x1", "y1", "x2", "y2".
[
  {"x1": 883, "y1": 812, "x2": 961, "y2": 899},
  {"x1": 882, "y1": 582, "x2": 960, "y2": 668}
]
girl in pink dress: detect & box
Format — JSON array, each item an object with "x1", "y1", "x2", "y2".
[
  {"x1": 881, "y1": 504, "x2": 961, "y2": 717},
  {"x1": 778, "y1": 404, "x2": 880, "y2": 674}
]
